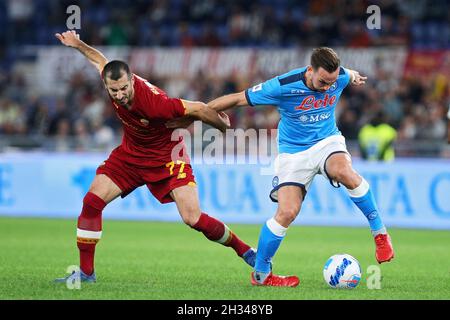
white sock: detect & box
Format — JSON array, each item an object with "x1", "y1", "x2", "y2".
[{"x1": 266, "y1": 217, "x2": 288, "y2": 237}]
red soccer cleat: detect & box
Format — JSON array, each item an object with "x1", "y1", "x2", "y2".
[
  {"x1": 375, "y1": 233, "x2": 395, "y2": 263},
  {"x1": 251, "y1": 272, "x2": 300, "y2": 287}
]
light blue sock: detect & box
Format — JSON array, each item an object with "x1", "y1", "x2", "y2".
[
  {"x1": 254, "y1": 218, "x2": 287, "y2": 282},
  {"x1": 348, "y1": 179, "x2": 386, "y2": 236}
]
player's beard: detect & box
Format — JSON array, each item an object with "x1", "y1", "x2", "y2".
[
  {"x1": 311, "y1": 82, "x2": 327, "y2": 92},
  {"x1": 306, "y1": 74, "x2": 322, "y2": 92},
  {"x1": 310, "y1": 83, "x2": 325, "y2": 92},
  {"x1": 310, "y1": 79, "x2": 327, "y2": 92},
  {"x1": 116, "y1": 97, "x2": 128, "y2": 106},
  {"x1": 115, "y1": 90, "x2": 134, "y2": 107}
]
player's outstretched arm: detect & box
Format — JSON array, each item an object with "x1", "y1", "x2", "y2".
[
  {"x1": 55, "y1": 30, "x2": 108, "y2": 74},
  {"x1": 181, "y1": 100, "x2": 230, "y2": 133},
  {"x1": 165, "y1": 91, "x2": 248, "y2": 129},
  {"x1": 207, "y1": 91, "x2": 249, "y2": 112},
  {"x1": 348, "y1": 69, "x2": 367, "y2": 86}
]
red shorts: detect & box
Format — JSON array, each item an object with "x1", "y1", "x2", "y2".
[{"x1": 96, "y1": 146, "x2": 196, "y2": 203}]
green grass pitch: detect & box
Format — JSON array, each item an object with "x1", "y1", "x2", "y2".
[{"x1": 1, "y1": 216, "x2": 449, "y2": 300}]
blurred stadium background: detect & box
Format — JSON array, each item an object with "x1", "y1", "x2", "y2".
[
  {"x1": 1, "y1": 0, "x2": 449, "y2": 155},
  {"x1": 0, "y1": 0, "x2": 450, "y2": 225},
  {"x1": 0, "y1": 0, "x2": 450, "y2": 300}
]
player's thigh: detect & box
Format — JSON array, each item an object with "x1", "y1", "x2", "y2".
[
  {"x1": 170, "y1": 185, "x2": 201, "y2": 225},
  {"x1": 88, "y1": 174, "x2": 123, "y2": 204},
  {"x1": 275, "y1": 185, "x2": 304, "y2": 225},
  {"x1": 324, "y1": 153, "x2": 361, "y2": 187}
]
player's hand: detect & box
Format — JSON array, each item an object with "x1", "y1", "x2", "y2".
[
  {"x1": 55, "y1": 30, "x2": 81, "y2": 48},
  {"x1": 218, "y1": 112, "x2": 230, "y2": 128},
  {"x1": 351, "y1": 71, "x2": 367, "y2": 86},
  {"x1": 165, "y1": 116, "x2": 196, "y2": 129}
]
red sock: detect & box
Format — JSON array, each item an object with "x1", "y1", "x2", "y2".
[
  {"x1": 77, "y1": 192, "x2": 106, "y2": 275},
  {"x1": 192, "y1": 213, "x2": 250, "y2": 257}
]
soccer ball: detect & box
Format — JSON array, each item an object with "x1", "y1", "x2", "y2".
[{"x1": 323, "y1": 254, "x2": 361, "y2": 289}]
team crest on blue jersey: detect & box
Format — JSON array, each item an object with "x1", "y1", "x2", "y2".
[
  {"x1": 328, "y1": 82, "x2": 338, "y2": 92},
  {"x1": 272, "y1": 176, "x2": 279, "y2": 187}
]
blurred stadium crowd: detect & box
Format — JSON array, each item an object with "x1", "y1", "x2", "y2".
[
  {"x1": 2, "y1": 0, "x2": 449, "y2": 48},
  {"x1": 0, "y1": 0, "x2": 449, "y2": 156}
]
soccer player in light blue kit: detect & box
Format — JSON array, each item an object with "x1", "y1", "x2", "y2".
[{"x1": 167, "y1": 47, "x2": 395, "y2": 287}]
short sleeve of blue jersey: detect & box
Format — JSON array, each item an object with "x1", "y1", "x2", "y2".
[
  {"x1": 245, "y1": 77, "x2": 281, "y2": 107},
  {"x1": 339, "y1": 67, "x2": 351, "y2": 88}
]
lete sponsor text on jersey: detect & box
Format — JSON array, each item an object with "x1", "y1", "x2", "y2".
[{"x1": 295, "y1": 94, "x2": 337, "y2": 111}]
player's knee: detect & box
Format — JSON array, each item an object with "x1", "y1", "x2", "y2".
[
  {"x1": 276, "y1": 206, "x2": 300, "y2": 225},
  {"x1": 180, "y1": 207, "x2": 201, "y2": 227},
  {"x1": 330, "y1": 166, "x2": 354, "y2": 183},
  {"x1": 182, "y1": 216, "x2": 196, "y2": 227}
]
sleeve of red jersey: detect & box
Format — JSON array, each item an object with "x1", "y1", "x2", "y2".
[{"x1": 143, "y1": 87, "x2": 186, "y2": 120}]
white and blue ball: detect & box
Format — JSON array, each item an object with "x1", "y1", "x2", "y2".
[{"x1": 323, "y1": 254, "x2": 361, "y2": 289}]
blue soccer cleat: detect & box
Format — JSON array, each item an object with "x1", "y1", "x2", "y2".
[
  {"x1": 242, "y1": 248, "x2": 257, "y2": 267},
  {"x1": 54, "y1": 269, "x2": 96, "y2": 283}
]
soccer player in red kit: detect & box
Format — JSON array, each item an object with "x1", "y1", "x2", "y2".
[{"x1": 54, "y1": 30, "x2": 256, "y2": 283}]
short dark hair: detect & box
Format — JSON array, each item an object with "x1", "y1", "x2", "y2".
[
  {"x1": 102, "y1": 60, "x2": 131, "y2": 82},
  {"x1": 310, "y1": 47, "x2": 340, "y2": 73}
]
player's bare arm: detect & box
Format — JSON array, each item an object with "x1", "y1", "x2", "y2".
[
  {"x1": 181, "y1": 100, "x2": 230, "y2": 132},
  {"x1": 166, "y1": 91, "x2": 247, "y2": 129},
  {"x1": 55, "y1": 30, "x2": 108, "y2": 74},
  {"x1": 207, "y1": 91, "x2": 249, "y2": 112},
  {"x1": 347, "y1": 69, "x2": 367, "y2": 86}
]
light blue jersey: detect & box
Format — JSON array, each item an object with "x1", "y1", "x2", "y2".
[{"x1": 245, "y1": 66, "x2": 351, "y2": 153}]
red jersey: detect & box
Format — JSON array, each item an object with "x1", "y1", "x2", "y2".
[{"x1": 109, "y1": 74, "x2": 188, "y2": 167}]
